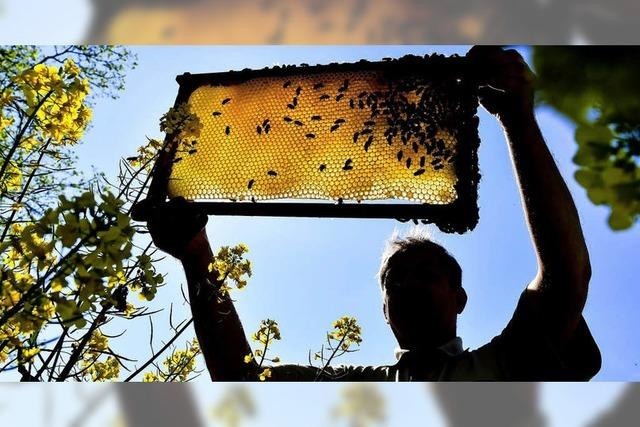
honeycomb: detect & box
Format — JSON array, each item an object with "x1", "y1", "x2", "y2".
[{"x1": 166, "y1": 65, "x2": 471, "y2": 208}]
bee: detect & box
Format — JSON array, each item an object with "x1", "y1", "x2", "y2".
[
  {"x1": 292, "y1": 97, "x2": 298, "y2": 106},
  {"x1": 334, "y1": 118, "x2": 346, "y2": 125},
  {"x1": 337, "y1": 198, "x2": 343, "y2": 204},
  {"x1": 338, "y1": 80, "x2": 349, "y2": 92},
  {"x1": 330, "y1": 124, "x2": 340, "y2": 132},
  {"x1": 358, "y1": 91, "x2": 367, "y2": 98},
  {"x1": 360, "y1": 128, "x2": 372, "y2": 135},
  {"x1": 364, "y1": 120, "x2": 375, "y2": 126},
  {"x1": 294, "y1": 120, "x2": 304, "y2": 126},
  {"x1": 295, "y1": 86, "x2": 302, "y2": 95},
  {"x1": 306, "y1": 133, "x2": 316, "y2": 139},
  {"x1": 225, "y1": 126, "x2": 231, "y2": 135},
  {"x1": 412, "y1": 141, "x2": 419, "y2": 153},
  {"x1": 188, "y1": 149, "x2": 197, "y2": 154},
  {"x1": 425, "y1": 125, "x2": 436, "y2": 139},
  {"x1": 397, "y1": 150, "x2": 403, "y2": 161},
  {"x1": 257, "y1": 125, "x2": 262, "y2": 135},
  {"x1": 283, "y1": 116, "x2": 293, "y2": 122},
  {"x1": 426, "y1": 142, "x2": 434, "y2": 155},
  {"x1": 313, "y1": 82, "x2": 324, "y2": 90},
  {"x1": 358, "y1": 100, "x2": 365, "y2": 109},
  {"x1": 406, "y1": 158, "x2": 412, "y2": 168},
  {"x1": 320, "y1": 94, "x2": 330, "y2": 100},
  {"x1": 173, "y1": 157, "x2": 182, "y2": 163},
  {"x1": 349, "y1": 99, "x2": 355, "y2": 109},
  {"x1": 212, "y1": 111, "x2": 222, "y2": 116},
  {"x1": 248, "y1": 179, "x2": 255, "y2": 189},
  {"x1": 434, "y1": 164, "x2": 444, "y2": 170},
  {"x1": 251, "y1": 196, "x2": 257, "y2": 203},
  {"x1": 363, "y1": 135, "x2": 373, "y2": 152},
  {"x1": 262, "y1": 119, "x2": 270, "y2": 127},
  {"x1": 267, "y1": 170, "x2": 278, "y2": 177},
  {"x1": 264, "y1": 124, "x2": 271, "y2": 134},
  {"x1": 319, "y1": 164, "x2": 326, "y2": 172},
  {"x1": 342, "y1": 159, "x2": 353, "y2": 170},
  {"x1": 287, "y1": 103, "x2": 296, "y2": 109},
  {"x1": 283, "y1": 80, "x2": 292, "y2": 88},
  {"x1": 353, "y1": 132, "x2": 360, "y2": 143},
  {"x1": 386, "y1": 134, "x2": 394, "y2": 145},
  {"x1": 431, "y1": 158, "x2": 442, "y2": 165},
  {"x1": 335, "y1": 94, "x2": 345, "y2": 102},
  {"x1": 420, "y1": 156, "x2": 426, "y2": 167},
  {"x1": 414, "y1": 168, "x2": 425, "y2": 176},
  {"x1": 222, "y1": 98, "x2": 231, "y2": 105},
  {"x1": 311, "y1": 115, "x2": 322, "y2": 121}
]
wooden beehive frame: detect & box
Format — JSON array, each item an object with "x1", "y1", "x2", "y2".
[{"x1": 146, "y1": 54, "x2": 481, "y2": 233}]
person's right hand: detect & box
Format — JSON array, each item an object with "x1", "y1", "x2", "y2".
[
  {"x1": 132, "y1": 196, "x2": 209, "y2": 260},
  {"x1": 466, "y1": 46, "x2": 536, "y2": 124}
]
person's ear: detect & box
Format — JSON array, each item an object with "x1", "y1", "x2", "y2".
[
  {"x1": 382, "y1": 298, "x2": 390, "y2": 324},
  {"x1": 456, "y1": 287, "x2": 467, "y2": 314}
]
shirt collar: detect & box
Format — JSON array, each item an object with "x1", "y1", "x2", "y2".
[{"x1": 394, "y1": 336, "x2": 465, "y2": 361}]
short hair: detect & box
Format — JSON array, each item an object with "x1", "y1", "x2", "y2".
[{"x1": 378, "y1": 227, "x2": 462, "y2": 291}]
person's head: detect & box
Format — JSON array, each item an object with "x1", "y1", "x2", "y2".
[{"x1": 378, "y1": 228, "x2": 467, "y2": 349}]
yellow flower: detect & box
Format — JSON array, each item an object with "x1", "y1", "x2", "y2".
[
  {"x1": 244, "y1": 353, "x2": 254, "y2": 364},
  {"x1": 124, "y1": 303, "x2": 136, "y2": 318},
  {"x1": 85, "y1": 356, "x2": 120, "y2": 381},
  {"x1": 51, "y1": 279, "x2": 65, "y2": 293},
  {"x1": 1, "y1": 289, "x2": 21, "y2": 308},
  {"x1": 0, "y1": 160, "x2": 22, "y2": 192},
  {"x1": 0, "y1": 114, "x2": 14, "y2": 132},
  {"x1": 62, "y1": 59, "x2": 81, "y2": 78},
  {"x1": 258, "y1": 368, "x2": 271, "y2": 381},
  {"x1": 143, "y1": 372, "x2": 159, "y2": 382},
  {"x1": 22, "y1": 347, "x2": 40, "y2": 360},
  {"x1": 87, "y1": 330, "x2": 109, "y2": 355},
  {"x1": 0, "y1": 89, "x2": 15, "y2": 108}
]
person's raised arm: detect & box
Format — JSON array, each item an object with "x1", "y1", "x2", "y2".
[
  {"x1": 136, "y1": 197, "x2": 259, "y2": 380},
  {"x1": 468, "y1": 47, "x2": 591, "y2": 343}
]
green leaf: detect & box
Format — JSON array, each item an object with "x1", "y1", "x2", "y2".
[
  {"x1": 55, "y1": 298, "x2": 77, "y2": 320},
  {"x1": 573, "y1": 145, "x2": 608, "y2": 167},
  {"x1": 56, "y1": 223, "x2": 78, "y2": 248},
  {"x1": 587, "y1": 188, "x2": 609, "y2": 205},
  {"x1": 575, "y1": 124, "x2": 614, "y2": 146},
  {"x1": 608, "y1": 209, "x2": 634, "y2": 230},
  {"x1": 602, "y1": 167, "x2": 632, "y2": 186},
  {"x1": 574, "y1": 169, "x2": 602, "y2": 189}
]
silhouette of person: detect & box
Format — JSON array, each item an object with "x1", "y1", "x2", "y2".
[{"x1": 138, "y1": 47, "x2": 601, "y2": 381}]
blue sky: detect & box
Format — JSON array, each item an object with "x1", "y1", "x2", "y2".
[{"x1": 72, "y1": 46, "x2": 639, "y2": 382}]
